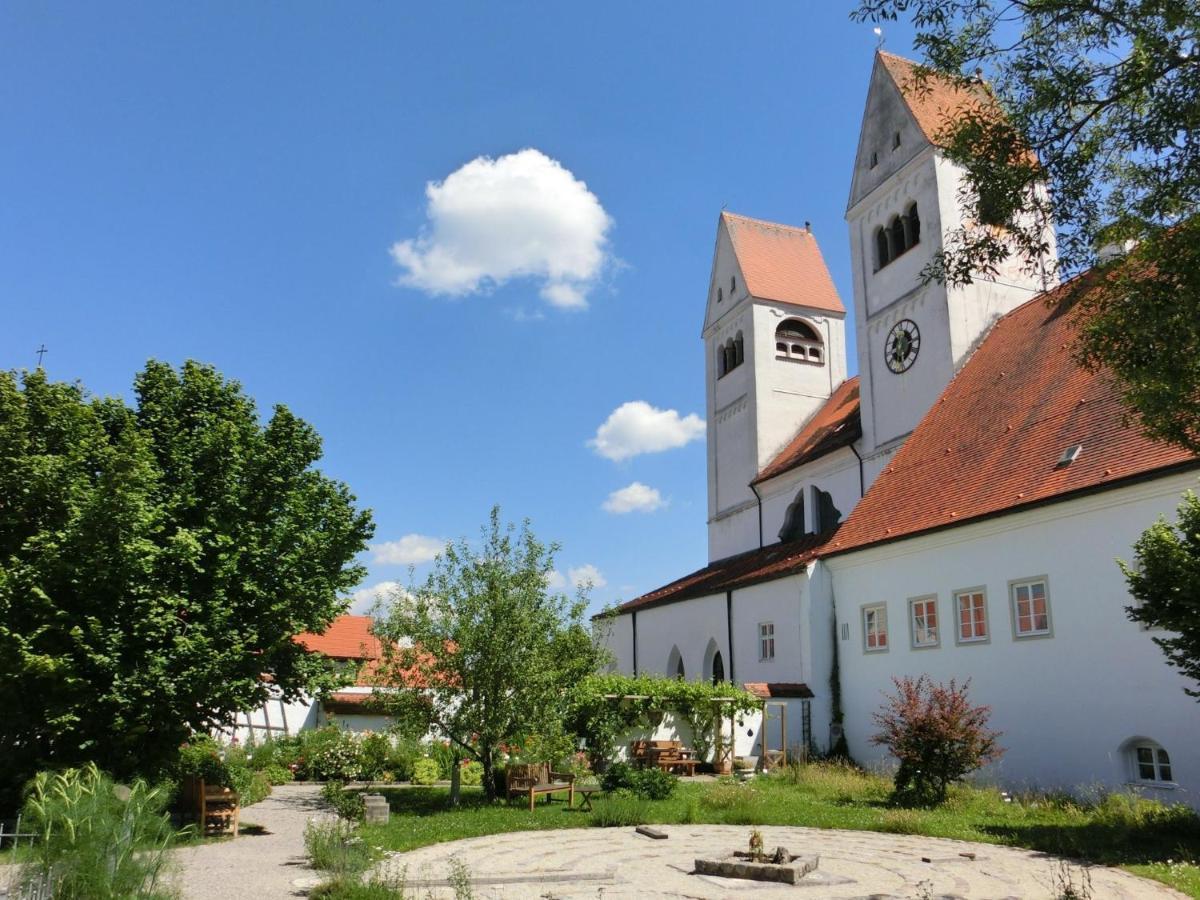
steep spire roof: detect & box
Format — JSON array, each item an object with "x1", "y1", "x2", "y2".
[
  {"x1": 720, "y1": 212, "x2": 844, "y2": 314},
  {"x1": 876, "y1": 50, "x2": 996, "y2": 147}
]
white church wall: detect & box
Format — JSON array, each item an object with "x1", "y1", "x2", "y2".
[
  {"x1": 804, "y1": 561, "x2": 837, "y2": 754},
  {"x1": 751, "y1": 302, "x2": 848, "y2": 472},
  {"x1": 635, "y1": 592, "x2": 729, "y2": 681},
  {"x1": 757, "y1": 447, "x2": 862, "y2": 543},
  {"x1": 829, "y1": 470, "x2": 1200, "y2": 804},
  {"x1": 596, "y1": 609, "x2": 634, "y2": 673},
  {"x1": 708, "y1": 501, "x2": 760, "y2": 562}
]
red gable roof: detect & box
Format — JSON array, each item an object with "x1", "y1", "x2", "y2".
[
  {"x1": 827, "y1": 279, "x2": 1198, "y2": 556},
  {"x1": 877, "y1": 51, "x2": 995, "y2": 147},
  {"x1": 612, "y1": 531, "x2": 833, "y2": 615},
  {"x1": 294, "y1": 615, "x2": 381, "y2": 661},
  {"x1": 723, "y1": 212, "x2": 845, "y2": 314},
  {"x1": 754, "y1": 378, "x2": 861, "y2": 485}
]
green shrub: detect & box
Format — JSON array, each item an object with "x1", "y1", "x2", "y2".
[
  {"x1": 358, "y1": 733, "x2": 392, "y2": 781},
  {"x1": 425, "y1": 741, "x2": 458, "y2": 779},
  {"x1": 175, "y1": 736, "x2": 227, "y2": 786},
  {"x1": 229, "y1": 768, "x2": 272, "y2": 807},
  {"x1": 589, "y1": 792, "x2": 649, "y2": 827},
  {"x1": 459, "y1": 761, "x2": 484, "y2": 787},
  {"x1": 304, "y1": 815, "x2": 371, "y2": 878},
  {"x1": 262, "y1": 764, "x2": 295, "y2": 786},
  {"x1": 246, "y1": 735, "x2": 303, "y2": 772},
  {"x1": 600, "y1": 762, "x2": 677, "y2": 800},
  {"x1": 20, "y1": 764, "x2": 179, "y2": 899},
  {"x1": 412, "y1": 758, "x2": 441, "y2": 785},
  {"x1": 321, "y1": 781, "x2": 366, "y2": 822},
  {"x1": 386, "y1": 739, "x2": 420, "y2": 782},
  {"x1": 303, "y1": 727, "x2": 363, "y2": 782}
]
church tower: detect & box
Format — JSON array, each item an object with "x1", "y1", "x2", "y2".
[
  {"x1": 703, "y1": 212, "x2": 848, "y2": 562},
  {"x1": 846, "y1": 52, "x2": 1056, "y2": 477}
]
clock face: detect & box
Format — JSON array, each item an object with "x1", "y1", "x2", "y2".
[{"x1": 885, "y1": 319, "x2": 921, "y2": 373}]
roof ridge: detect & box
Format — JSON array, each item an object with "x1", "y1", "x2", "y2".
[{"x1": 721, "y1": 210, "x2": 813, "y2": 235}]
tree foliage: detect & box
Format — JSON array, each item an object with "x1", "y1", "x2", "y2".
[
  {"x1": 374, "y1": 508, "x2": 605, "y2": 800},
  {"x1": 1122, "y1": 490, "x2": 1200, "y2": 697},
  {"x1": 0, "y1": 363, "x2": 373, "y2": 809},
  {"x1": 853, "y1": 0, "x2": 1200, "y2": 451},
  {"x1": 871, "y1": 675, "x2": 1002, "y2": 806}
]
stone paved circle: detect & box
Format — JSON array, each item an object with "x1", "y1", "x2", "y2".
[{"x1": 378, "y1": 824, "x2": 1184, "y2": 899}]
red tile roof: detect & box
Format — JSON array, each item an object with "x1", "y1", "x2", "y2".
[
  {"x1": 611, "y1": 531, "x2": 833, "y2": 615},
  {"x1": 723, "y1": 212, "x2": 845, "y2": 314},
  {"x1": 877, "y1": 51, "x2": 996, "y2": 147},
  {"x1": 753, "y1": 378, "x2": 861, "y2": 485},
  {"x1": 827, "y1": 278, "x2": 1198, "y2": 556},
  {"x1": 294, "y1": 615, "x2": 381, "y2": 661},
  {"x1": 743, "y1": 682, "x2": 814, "y2": 700}
]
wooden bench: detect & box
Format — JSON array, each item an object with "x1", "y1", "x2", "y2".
[
  {"x1": 645, "y1": 740, "x2": 700, "y2": 775},
  {"x1": 182, "y1": 776, "x2": 240, "y2": 836},
  {"x1": 505, "y1": 763, "x2": 575, "y2": 812}
]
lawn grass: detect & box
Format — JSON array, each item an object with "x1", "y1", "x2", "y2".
[{"x1": 358, "y1": 763, "x2": 1200, "y2": 897}]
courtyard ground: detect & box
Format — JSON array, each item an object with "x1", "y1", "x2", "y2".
[{"x1": 373, "y1": 824, "x2": 1187, "y2": 899}]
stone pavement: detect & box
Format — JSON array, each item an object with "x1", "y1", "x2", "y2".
[{"x1": 377, "y1": 824, "x2": 1185, "y2": 899}]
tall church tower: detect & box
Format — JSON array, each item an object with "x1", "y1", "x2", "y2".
[
  {"x1": 703, "y1": 212, "x2": 848, "y2": 561},
  {"x1": 846, "y1": 52, "x2": 1056, "y2": 478}
]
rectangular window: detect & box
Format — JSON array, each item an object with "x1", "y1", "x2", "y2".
[
  {"x1": 862, "y1": 604, "x2": 888, "y2": 652},
  {"x1": 759, "y1": 622, "x2": 775, "y2": 661},
  {"x1": 955, "y1": 590, "x2": 988, "y2": 643},
  {"x1": 1011, "y1": 578, "x2": 1051, "y2": 637},
  {"x1": 909, "y1": 596, "x2": 939, "y2": 648}
]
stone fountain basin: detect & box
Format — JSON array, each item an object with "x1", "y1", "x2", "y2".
[{"x1": 694, "y1": 851, "x2": 819, "y2": 884}]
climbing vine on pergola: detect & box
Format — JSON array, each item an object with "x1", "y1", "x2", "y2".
[{"x1": 567, "y1": 674, "x2": 761, "y2": 763}]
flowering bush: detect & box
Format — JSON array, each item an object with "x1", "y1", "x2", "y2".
[
  {"x1": 871, "y1": 675, "x2": 1002, "y2": 807},
  {"x1": 304, "y1": 728, "x2": 363, "y2": 782}
]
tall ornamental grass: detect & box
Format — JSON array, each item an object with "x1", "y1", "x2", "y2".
[{"x1": 20, "y1": 763, "x2": 179, "y2": 899}]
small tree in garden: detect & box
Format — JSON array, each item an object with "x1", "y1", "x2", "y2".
[
  {"x1": 374, "y1": 507, "x2": 606, "y2": 801},
  {"x1": 871, "y1": 675, "x2": 1001, "y2": 807}
]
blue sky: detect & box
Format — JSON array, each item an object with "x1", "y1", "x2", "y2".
[{"x1": 0, "y1": 3, "x2": 918, "y2": 616}]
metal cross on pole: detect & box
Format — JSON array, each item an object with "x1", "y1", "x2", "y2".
[{"x1": 35, "y1": 344, "x2": 47, "y2": 368}]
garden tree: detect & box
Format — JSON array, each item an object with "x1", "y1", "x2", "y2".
[
  {"x1": 374, "y1": 508, "x2": 606, "y2": 801},
  {"x1": 871, "y1": 675, "x2": 1002, "y2": 806},
  {"x1": 853, "y1": 0, "x2": 1200, "y2": 453},
  {"x1": 1122, "y1": 491, "x2": 1200, "y2": 697},
  {"x1": 0, "y1": 363, "x2": 373, "y2": 811}
]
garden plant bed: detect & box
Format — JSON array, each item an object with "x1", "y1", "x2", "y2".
[{"x1": 694, "y1": 849, "x2": 819, "y2": 884}]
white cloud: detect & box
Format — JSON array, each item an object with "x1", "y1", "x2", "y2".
[
  {"x1": 544, "y1": 569, "x2": 568, "y2": 590},
  {"x1": 349, "y1": 580, "x2": 402, "y2": 615},
  {"x1": 371, "y1": 534, "x2": 445, "y2": 566},
  {"x1": 569, "y1": 564, "x2": 607, "y2": 590},
  {"x1": 602, "y1": 482, "x2": 667, "y2": 514},
  {"x1": 390, "y1": 148, "x2": 613, "y2": 309},
  {"x1": 588, "y1": 401, "x2": 705, "y2": 462}
]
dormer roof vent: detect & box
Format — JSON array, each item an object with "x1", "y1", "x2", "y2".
[{"x1": 1056, "y1": 444, "x2": 1083, "y2": 468}]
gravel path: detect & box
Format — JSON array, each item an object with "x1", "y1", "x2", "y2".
[
  {"x1": 379, "y1": 824, "x2": 1186, "y2": 899},
  {"x1": 175, "y1": 783, "x2": 328, "y2": 900}
]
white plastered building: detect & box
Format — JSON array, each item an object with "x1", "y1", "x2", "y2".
[{"x1": 597, "y1": 51, "x2": 1200, "y2": 803}]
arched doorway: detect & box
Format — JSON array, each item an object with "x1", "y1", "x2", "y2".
[{"x1": 711, "y1": 651, "x2": 725, "y2": 685}]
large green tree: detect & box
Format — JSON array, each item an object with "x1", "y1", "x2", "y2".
[
  {"x1": 1122, "y1": 491, "x2": 1200, "y2": 697},
  {"x1": 854, "y1": 0, "x2": 1200, "y2": 451},
  {"x1": 0, "y1": 362, "x2": 373, "y2": 808},
  {"x1": 374, "y1": 508, "x2": 605, "y2": 800}
]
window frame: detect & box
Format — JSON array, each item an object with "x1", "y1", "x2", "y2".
[
  {"x1": 1008, "y1": 576, "x2": 1053, "y2": 640},
  {"x1": 861, "y1": 602, "x2": 888, "y2": 654},
  {"x1": 908, "y1": 595, "x2": 940, "y2": 649},
  {"x1": 953, "y1": 586, "x2": 990, "y2": 645},
  {"x1": 1129, "y1": 741, "x2": 1176, "y2": 786},
  {"x1": 758, "y1": 621, "x2": 776, "y2": 662}
]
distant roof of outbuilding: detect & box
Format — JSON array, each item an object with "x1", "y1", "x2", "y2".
[
  {"x1": 826, "y1": 275, "x2": 1199, "y2": 557},
  {"x1": 754, "y1": 378, "x2": 861, "y2": 485},
  {"x1": 606, "y1": 531, "x2": 834, "y2": 616},
  {"x1": 721, "y1": 212, "x2": 845, "y2": 314},
  {"x1": 294, "y1": 615, "x2": 380, "y2": 661}
]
